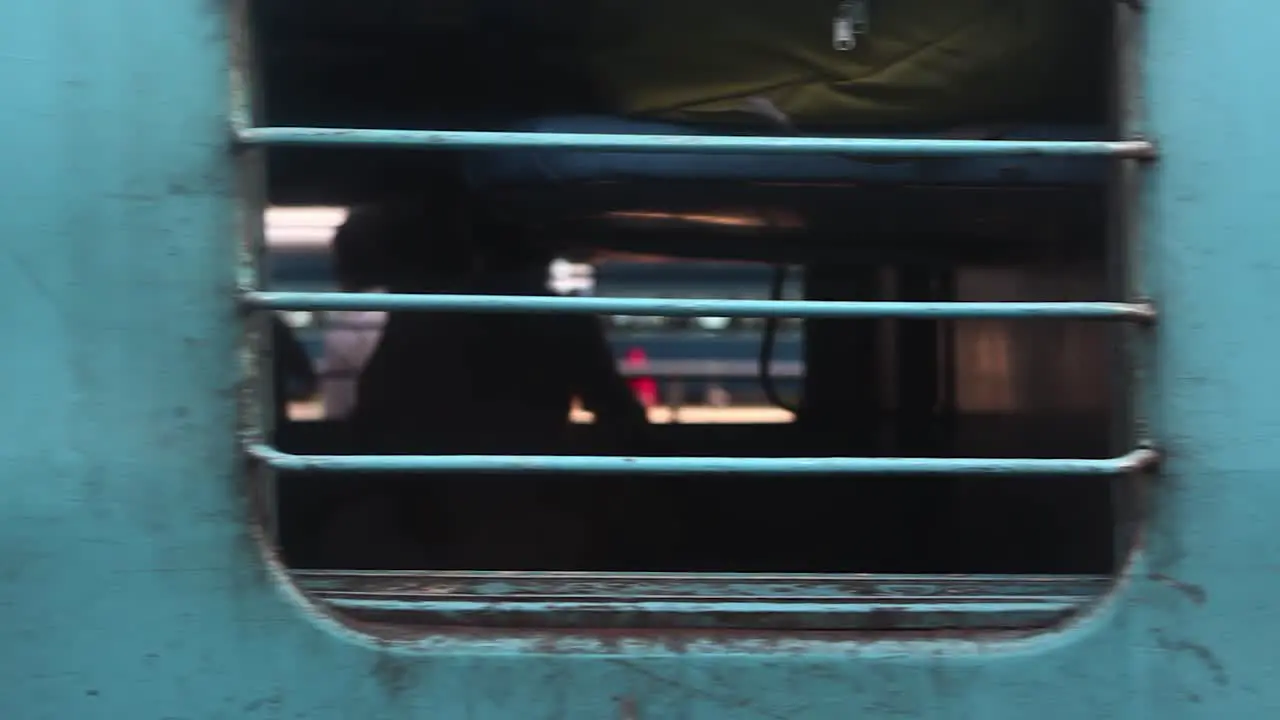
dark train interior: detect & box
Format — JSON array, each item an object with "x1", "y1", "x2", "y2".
[{"x1": 254, "y1": 0, "x2": 1135, "y2": 580}]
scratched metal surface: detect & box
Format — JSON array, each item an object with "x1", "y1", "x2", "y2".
[
  {"x1": 1, "y1": 0, "x2": 1278, "y2": 718},
  {"x1": 292, "y1": 571, "x2": 1108, "y2": 631}
]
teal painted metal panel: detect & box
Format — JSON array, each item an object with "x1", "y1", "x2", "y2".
[{"x1": 0, "y1": 1, "x2": 1277, "y2": 718}]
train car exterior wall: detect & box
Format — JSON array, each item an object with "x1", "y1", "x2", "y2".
[{"x1": 1, "y1": 1, "x2": 1279, "y2": 717}]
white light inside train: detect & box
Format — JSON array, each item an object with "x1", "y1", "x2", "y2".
[
  {"x1": 264, "y1": 206, "x2": 349, "y2": 248},
  {"x1": 277, "y1": 310, "x2": 315, "y2": 328},
  {"x1": 694, "y1": 316, "x2": 732, "y2": 331},
  {"x1": 549, "y1": 258, "x2": 595, "y2": 295}
]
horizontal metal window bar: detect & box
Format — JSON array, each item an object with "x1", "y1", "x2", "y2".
[
  {"x1": 236, "y1": 126, "x2": 1156, "y2": 159},
  {"x1": 293, "y1": 570, "x2": 1109, "y2": 602},
  {"x1": 245, "y1": 291, "x2": 1157, "y2": 322},
  {"x1": 309, "y1": 598, "x2": 1080, "y2": 630},
  {"x1": 290, "y1": 570, "x2": 1111, "y2": 600},
  {"x1": 247, "y1": 444, "x2": 1157, "y2": 476},
  {"x1": 314, "y1": 597, "x2": 1077, "y2": 616}
]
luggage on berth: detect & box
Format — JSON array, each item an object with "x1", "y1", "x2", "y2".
[{"x1": 582, "y1": 0, "x2": 1108, "y2": 129}]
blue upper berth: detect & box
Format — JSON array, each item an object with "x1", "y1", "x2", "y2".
[{"x1": 464, "y1": 116, "x2": 1111, "y2": 189}]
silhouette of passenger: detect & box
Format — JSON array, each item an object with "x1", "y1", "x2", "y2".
[
  {"x1": 348, "y1": 207, "x2": 647, "y2": 455},
  {"x1": 471, "y1": 234, "x2": 649, "y2": 449},
  {"x1": 320, "y1": 207, "x2": 390, "y2": 419},
  {"x1": 326, "y1": 195, "x2": 647, "y2": 569}
]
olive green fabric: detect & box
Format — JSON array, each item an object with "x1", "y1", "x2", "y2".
[{"x1": 583, "y1": 0, "x2": 1105, "y2": 129}]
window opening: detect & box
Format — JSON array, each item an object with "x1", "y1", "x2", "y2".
[{"x1": 241, "y1": 0, "x2": 1154, "y2": 632}]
